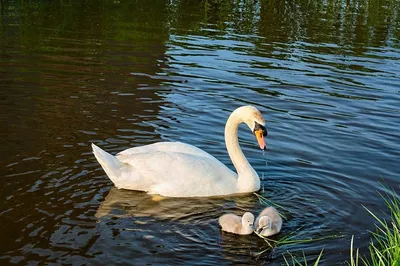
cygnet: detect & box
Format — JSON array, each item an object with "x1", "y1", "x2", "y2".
[
  {"x1": 218, "y1": 212, "x2": 254, "y2": 235},
  {"x1": 255, "y1": 206, "x2": 282, "y2": 237}
]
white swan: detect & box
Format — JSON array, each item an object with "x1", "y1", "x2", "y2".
[
  {"x1": 91, "y1": 105, "x2": 267, "y2": 197},
  {"x1": 218, "y1": 212, "x2": 255, "y2": 235},
  {"x1": 255, "y1": 206, "x2": 282, "y2": 237}
]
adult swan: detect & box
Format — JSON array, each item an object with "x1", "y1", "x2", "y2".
[{"x1": 92, "y1": 105, "x2": 268, "y2": 197}]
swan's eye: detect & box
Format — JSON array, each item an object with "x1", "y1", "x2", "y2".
[
  {"x1": 253, "y1": 122, "x2": 267, "y2": 136},
  {"x1": 263, "y1": 128, "x2": 268, "y2": 137}
]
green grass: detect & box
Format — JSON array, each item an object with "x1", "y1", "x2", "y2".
[
  {"x1": 349, "y1": 185, "x2": 400, "y2": 266},
  {"x1": 255, "y1": 229, "x2": 343, "y2": 255},
  {"x1": 254, "y1": 192, "x2": 291, "y2": 220},
  {"x1": 283, "y1": 250, "x2": 324, "y2": 266}
]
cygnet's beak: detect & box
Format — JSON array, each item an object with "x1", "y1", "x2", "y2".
[
  {"x1": 255, "y1": 227, "x2": 263, "y2": 234},
  {"x1": 254, "y1": 124, "x2": 267, "y2": 150}
]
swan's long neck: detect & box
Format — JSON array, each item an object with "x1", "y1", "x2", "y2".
[{"x1": 225, "y1": 112, "x2": 260, "y2": 193}]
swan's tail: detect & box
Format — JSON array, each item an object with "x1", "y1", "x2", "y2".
[{"x1": 92, "y1": 143, "x2": 124, "y2": 184}]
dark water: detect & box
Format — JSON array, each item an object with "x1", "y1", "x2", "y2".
[{"x1": 1, "y1": 0, "x2": 399, "y2": 265}]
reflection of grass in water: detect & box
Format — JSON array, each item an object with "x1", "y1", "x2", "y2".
[{"x1": 349, "y1": 184, "x2": 400, "y2": 266}]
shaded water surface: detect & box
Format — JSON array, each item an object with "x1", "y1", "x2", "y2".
[{"x1": 0, "y1": 0, "x2": 399, "y2": 265}]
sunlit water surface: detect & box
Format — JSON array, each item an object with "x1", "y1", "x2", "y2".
[{"x1": 0, "y1": 1, "x2": 399, "y2": 265}]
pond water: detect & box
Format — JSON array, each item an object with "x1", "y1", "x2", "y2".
[{"x1": 1, "y1": 0, "x2": 399, "y2": 265}]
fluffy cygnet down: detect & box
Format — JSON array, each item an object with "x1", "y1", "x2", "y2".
[
  {"x1": 255, "y1": 206, "x2": 282, "y2": 237},
  {"x1": 218, "y1": 212, "x2": 255, "y2": 235}
]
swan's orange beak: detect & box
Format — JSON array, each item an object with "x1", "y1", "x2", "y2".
[{"x1": 255, "y1": 129, "x2": 266, "y2": 150}]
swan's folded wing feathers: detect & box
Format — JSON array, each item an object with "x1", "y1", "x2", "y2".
[{"x1": 116, "y1": 150, "x2": 237, "y2": 197}]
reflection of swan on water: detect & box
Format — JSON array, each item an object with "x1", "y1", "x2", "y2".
[
  {"x1": 95, "y1": 187, "x2": 255, "y2": 223},
  {"x1": 92, "y1": 105, "x2": 267, "y2": 197},
  {"x1": 218, "y1": 212, "x2": 254, "y2": 235}
]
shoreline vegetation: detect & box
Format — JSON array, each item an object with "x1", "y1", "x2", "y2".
[
  {"x1": 349, "y1": 184, "x2": 400, "y2": 266},
  {"x1": 255, "y1": 183, "x2": 400, "y2": 265}
]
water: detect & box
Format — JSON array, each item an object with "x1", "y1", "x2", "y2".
[{"x1": 1, "y1": 0, "x2": 399, "y2": 264}]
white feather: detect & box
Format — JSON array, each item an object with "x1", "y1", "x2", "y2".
[{"x1": 91, "y1": 105, "x2": 265, "y2": 197}]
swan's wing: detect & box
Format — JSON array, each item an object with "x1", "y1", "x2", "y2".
[
  {"x1": 115, "y1": 151, "x2": 237, "y2": 197},
  {"x1": 116, "y1": 142, "x2": 216, "y2": 160}
]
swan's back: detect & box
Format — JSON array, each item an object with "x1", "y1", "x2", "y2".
[{"x1": 116, "y1": 142, "x2": 217, "y2": 161}]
